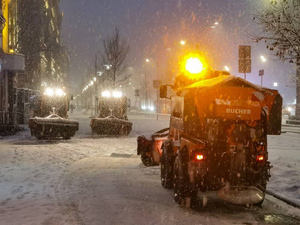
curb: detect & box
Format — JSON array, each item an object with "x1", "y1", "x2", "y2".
[
  {"x1": 266, "y1": 190, "x2": 300, "y2": 208},
  {"x1": 129, "y1": 111, "x2": 170, "y2": 117},
  {"x1": 282, "y1": 124, "x2": 300, "y2": 128}
]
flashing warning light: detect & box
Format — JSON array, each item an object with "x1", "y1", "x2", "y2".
[
  {"x1": 256, "y1": 155, "x2": 264, "y2": 161},
  {"x1": 185, "y1": 57, "x2": 204, "y2": 74}
]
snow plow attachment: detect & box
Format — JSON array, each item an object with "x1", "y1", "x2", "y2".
[
  {"x1": 218, "y1": 185, "x2": 265, "y2": 205},
  {"x1": 137, "y1": 128, "x2": 169, "y2": 166},
  {"x1": 29, "y1": 114, "x2": 79, "y2": 140},
  {"x1": 90, "y1": 116, "x2": 132, "y2": 135}
]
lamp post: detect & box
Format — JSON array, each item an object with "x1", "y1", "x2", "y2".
[{"x1": 260, "y1": 55, "x2": 267, "y2": 86}]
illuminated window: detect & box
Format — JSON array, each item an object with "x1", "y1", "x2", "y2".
[
  {"x1": 51, "y1": 20, "x2": 54, "y2": 31},
  {"x1": 45, "y1": 0, "x2": 49, "y2": 9}
]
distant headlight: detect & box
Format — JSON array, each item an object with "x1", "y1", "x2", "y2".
[
  {"x1": 55, "y1": 88, "x2": 65, "y2": 97},
  {"x1": 44, "y1": 88, "x2": 54, "y2": 96},
  {"x1": 101, "y1": 90, "x2": 111, "y2": 98},
  {"x1": 112, "y1": 91, "x2": 122, "y2": 98},
  {"x1": 44, "y1": 88, "x2": 66, "y2": 97},
  {"x1": 287, "y1": 107, "x2": 292, "y2": 112},
  {"x1": 148, "y1": 106, "x2": 155, "y2": 111}
]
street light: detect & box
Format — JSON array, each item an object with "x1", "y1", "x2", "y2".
[
  {"x1": 145, "y1": 58, "x2": 150, "y2": 62},
  {"x1": 260, "y1": 55, "x2": 267, "y2": 62},
  {"x1": 224, "y1": 65, "x2": 230, "y2": 71},
  {"x1": 259, "y1": 56, "x2": 267, "y2": 86},
  {"x1": 180, "y1": 40, "x2": 186, "y2": 45},
  {"x1": 273, "y1": 82, "x2": 278, "y2": 87}
]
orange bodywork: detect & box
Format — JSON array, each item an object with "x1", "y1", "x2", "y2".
[{"x1": 143, "y1": 73, "x2": 281, "y2": 165}]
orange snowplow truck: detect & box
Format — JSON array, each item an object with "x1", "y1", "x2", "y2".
[{"x1": 137, "y1": 55, "x2": 282, "y2": 207}]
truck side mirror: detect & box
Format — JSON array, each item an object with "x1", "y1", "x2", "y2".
[{"x1": 160, "y1": 85, "x2": 168, "y2": 99}]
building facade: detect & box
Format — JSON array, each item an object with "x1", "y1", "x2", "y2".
[{"x1": 7, "y1": 0, "x2": 69, "y2": 90}]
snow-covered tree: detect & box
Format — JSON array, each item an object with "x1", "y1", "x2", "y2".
[
  {"x1": 102, "y1": 27, "x2": 130, "y2": 88},
  {"x1": 254, "y1": 0, "x2": 300, "y2": 116}
]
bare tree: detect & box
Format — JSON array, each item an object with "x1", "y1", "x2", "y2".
[
  {"x1": 253, "y1": 0, "x2": 300, "y2": 116},
  {"x1": 102, "y1": 27, "x2": 130, "y2": 88}
]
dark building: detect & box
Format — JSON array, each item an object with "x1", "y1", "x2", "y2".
[{"x1": 7, "y1": 0, "x2": 69, "y2": 90}]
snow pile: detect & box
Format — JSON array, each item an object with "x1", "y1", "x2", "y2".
[{"x1": 267, "y1": 133, "x2": 300, "y2": 207}]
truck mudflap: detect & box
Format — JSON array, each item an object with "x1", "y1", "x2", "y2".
[{"x1": 218, "y1": 185, "x2": 264, "y2": 205}]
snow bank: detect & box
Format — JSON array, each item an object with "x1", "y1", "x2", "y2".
[{"x1": 267, "y1": 133, "x2": 300, "y2": 207}]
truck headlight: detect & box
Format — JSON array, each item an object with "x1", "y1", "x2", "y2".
[
  {"x1": 55, "y1": 88, "x2": 66, "y2": 97},
  {"x1": 101, "y1": 90, "x2": 111, "y2": 98},
  {"x1": 44, "y1": 88, "x2": 54, "y2": 96},
  {"x1": 112, "y1": 91, "x2": 122, "y2": 98}
]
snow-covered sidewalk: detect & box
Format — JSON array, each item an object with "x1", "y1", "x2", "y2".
[{"x1": 267, "y1": 133, "x2": 300, "y2": 207}]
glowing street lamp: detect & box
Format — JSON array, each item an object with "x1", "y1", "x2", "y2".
[
  {"x1": 260, "y1": 55, "x2": 267, "y2": 62},
  {"x1": 273, "y1": 82, "x2": 278, "y2": 87},
  {"x1": 180, "y1": 40, "x2": 186, "y2": 45},
  {"x1": 93, "y1": 77, "x2": 96, "y2": 81},
  {"x1": 145, "y1": 58, "x2": 150, "y2": 62},
  {"x1": 224, "y1": 65, "x2": 230, "y2": 71}
]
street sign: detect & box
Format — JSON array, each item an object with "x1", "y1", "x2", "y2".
[
  {"x1": 153, "y1": 80, "x2": 161, "y2": 89},
  {"x1": 238, "y1": 45, "x2": 251, "y2": 74},
  {"x1": 259, "y1": 70, "x2": 264, "y2": 76}
]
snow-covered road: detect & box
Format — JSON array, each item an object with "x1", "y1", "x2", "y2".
[{"x1": 0, "y1": 111, "x2": 299, "y2": 225}]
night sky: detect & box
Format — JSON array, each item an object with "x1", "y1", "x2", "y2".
[{"x1": 60, "y1": 0, "x2": 295, "y2": 104}]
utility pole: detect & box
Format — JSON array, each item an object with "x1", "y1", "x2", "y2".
[{"x1": 94, "y1": 54, "x2": 98, "y2": 115}]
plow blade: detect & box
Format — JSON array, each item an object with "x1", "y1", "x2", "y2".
[
  {"x1": 29, "y1": 114, "x2": 79, "y2": 140},
  {"x1": 218, "y1": 185, "x2": 264, "y2": 205},
  {"x1": 90, "y1": 116, "x2": 132, "y2": 135}
]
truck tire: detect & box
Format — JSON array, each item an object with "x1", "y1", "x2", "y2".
[
  {"x1": 141, "y1": 153, "x2": 157, "y2": 167},
  {"x1": 173, "y1": 152, "x2": 197, "y2": 207},
  {"x1": 161, "y1": 149, "x2": 173, "y2": 189}
]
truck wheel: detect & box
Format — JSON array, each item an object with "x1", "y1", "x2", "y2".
[
  {"x1": 161, "y1": 150, "x2": 173, "y2": 189},
  {"x1": 173, "y1": 153, "x2": 198, "y2": 208},
  {"x1": 173, "y1": 154, "x2": 188, "y2": 205},
  {"x1": 141, "y1": 153, "x2": 155, "y2": 167}
]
